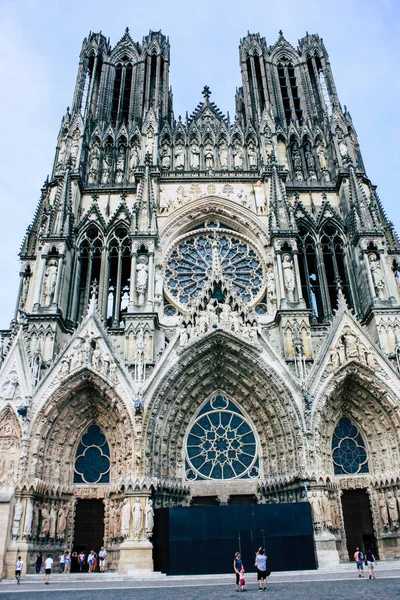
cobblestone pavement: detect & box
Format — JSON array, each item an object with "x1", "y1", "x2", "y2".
[{"x1": 1, "y1": 576, "x2": 400, "y2": 600}]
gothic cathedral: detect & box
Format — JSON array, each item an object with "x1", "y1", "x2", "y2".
[{"x1": 1, "y1": 28, "x2": 400, "y2": 575}]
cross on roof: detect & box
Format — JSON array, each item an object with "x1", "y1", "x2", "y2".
[{"x1": 202, "y1": 86, "x2": 211, "y2": 100}]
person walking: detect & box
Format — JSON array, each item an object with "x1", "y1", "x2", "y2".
[
  {"x1": 35, "y1": 552, "x2": 43, "y2": 574},
  {"x1": 87, "y1": 550, "x2": 95, "y2": 573},
  {"x1": 354, "y1": 547, "x2": 365, "y2": 577},
  {"x1": 234, "y1": 552, "x2": 244, "y2": 593},
  {"x1": 59, "y1": 552, "x2": 65, "y2": 573},
  {"x1": 255, "y1": 547, "x2": 268, "y2": 591},
  {"x1": 365, "y1": 548, "x2": 376, "y2": 579},
  {"x1": 65, "y1": 552, "x2": 71, "y2": 573},
  {"x1": 15, "y1": 556, "x2": 23, "y2": 585},
  {"x1": 78, "y1": 551, "x2": 85, "y2": 572},
  {"x1": 44, "y1": 554, "x2": 53, "y2": 585},
  {"x1": 98, "y1": 547, "x2": 107, "y2": 572}
]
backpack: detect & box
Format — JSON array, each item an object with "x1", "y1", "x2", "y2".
[{"x1": 358, "y1": 551, "x2": 364, "y2": 561}]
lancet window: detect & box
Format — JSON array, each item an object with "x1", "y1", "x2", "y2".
[
  {"x1": 307, "y1": 53, "x2": 332, "y2": 116},
  {"x1": 185, "y1": 393, "x2": 259, "y2": 481},
  {"x1": 246, "y1": 52, "x2": 267, "y2": 118},
  {"x1": 297, "y1": 227, "x2": 324, "y2": 321},
  {"x1": 77, "y1": 226, "x2": 103, "y2": 320},
  {"x1": 277, "y1": 61, "x2": 302, "y2": 124},
  {"x1": 111, "y1": 57, "x2": 133, "y2": 125},
  {"x1": 332, "y1": 417, "x2": 369, "y2": 475},
  {"x1": 81, "y1": 54, "x2": 103, "y2": 118},
  {"x1": 320, "y1": 224, "x2": 353, "y2": 312},
  {"x1": 74, "y1": 424, "x2": 111, "y2": 484},
  {"x1": 106, "y1": 226, "x2": 131, "y2": 327}
]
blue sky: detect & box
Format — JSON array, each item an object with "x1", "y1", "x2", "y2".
[{"x1": 0, "y1": 0, "x2": 399, "y2": 328}]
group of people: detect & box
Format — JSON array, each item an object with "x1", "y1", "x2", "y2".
[
  {"x1": 354, "y1": 547, "x2": 376, "y2": 579},
  {"x1": 234, "y1": 547, "x2": 270, "y2": 592}
]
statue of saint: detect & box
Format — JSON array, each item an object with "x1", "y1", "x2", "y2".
[
  {"x1": 233, "y1": 141, "x2": 243, "y2": 170},
  {"x1": 282, "y1": 254, "x2": 296, "y2": 302},
  {"x1": 12, "y1": 498, "x2": 23, "y2": 539},
  {"x1": 247, "y1": 142, "x2": 257, "y2": 169},
  {"x1": 57, "y1": 504, "x2": 69, "y2": 540},
  {"x1": 115, "y1": 146, "x2": 126, "y2": 183},
  {"x1": 129, "y1": 143, "x2": 140, "y2": 180},
  {"x1": 145, "y1": 499, "x2": 154, "y2": 535},
  {"x1": 87, "y1": 143, "x2": 100, "y2": 184},
  {"x1": 132, "y1": 499, "x2": 143, "y2": 537},
  {"x1": 160, "y1": 142, "x2": 171, "y2": 170},
  {"x1": 101, "y1": 149, "x2": 113, "y2": 184},
  {"x1": 121, "y1": 498, "x2": 131, "y2": 537},
  {"x1": 43, "y1": 259, "x2": 58, "y2": 306},
  {"x1": 70, "y1": 128, "x2": 80, "y2": 166},
  {"x1": 204, "y1": 145, "x2": 214, "y2": 169},
  {"x1": 190, "y1": 143, "x2": 200, "y2": 170},
  {"x1": 218, "y1": 140, "x2": 228, "y2": 169},
  {"x1": 174, "y1": 143, "x2": 185, "y2": 169},
  {"x1": 369, "y1": 253, "x2": 386, "y2": 299},
  {"x1": 136, "y1": 256, "x2": 149, "y2": 304}
]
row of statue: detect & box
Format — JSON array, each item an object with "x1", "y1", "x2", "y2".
[
  {"x1": 309, "y1": 490, "x2": 341, "y2": 533},
  {"x1": 178, "y1": 299, "x2": 258, "y2": 346},
  {"x1": 378, "y1": 489, "x2": 400, "y2": 531},
  {"x1": 12, "y1": 498, "x2": 70, "y2": 542},
  {"x1": 108, "y1": 497, "x2": 154, "y2": 540},
  {"x1": 291, "y1": 140, "x2": 329, "y2": 182},
  {"x1": 59, "y1": 333, "x2": 117, "y2": 382},
  {"x1": 328, "y1": 326, "x2": 376, "y2": 370}
]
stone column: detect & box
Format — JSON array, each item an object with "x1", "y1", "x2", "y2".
[
  {"x1": 71, "y1": 256, "x2": 82, "y2": 324},
  {"x1": 275, "y1": 251, "x2": 285, "y2": 305},
  {"x1": 13, "y1": 273, "x2": 24, "y2": 320},
  {"x1": 380, "y1": 251, "x2": 396, "y2": 301},
  {"x1": 292, "y1": 250, "x2": 304, "y2": 303},
  {"x1": 113, "y1": 250, "x2": 123, "y2": 326}
]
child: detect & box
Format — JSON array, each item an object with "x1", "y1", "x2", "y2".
[
  {"x1": 240, "y1": 567, "x2": 246, "y2": 592},
  {"x1": 15, "y1": 556, "x2": 23, "y2": 584}
]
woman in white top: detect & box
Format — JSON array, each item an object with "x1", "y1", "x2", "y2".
[
  {"x1": 255, "y1": 547, "x2": 268, "y2": 591},
  {"x1": 44, "y1": 554, "x2": 53, "y2": 584}
]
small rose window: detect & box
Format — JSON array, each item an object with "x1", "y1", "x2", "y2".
[{"x1": 74, "y1": 424, "x2": 110, "y2": 484}]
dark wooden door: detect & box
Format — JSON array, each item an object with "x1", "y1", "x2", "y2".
[{"x1": 73, "y1": 499, "x2": 104, "y2": 559}]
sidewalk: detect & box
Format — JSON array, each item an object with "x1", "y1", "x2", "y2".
[{"x1": 2, "y1": 559, "x2": 400, "y2": 586}]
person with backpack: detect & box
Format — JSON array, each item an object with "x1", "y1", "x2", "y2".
[{"x1": 354, "y1": 547, "x2": 365, "y2": 577}]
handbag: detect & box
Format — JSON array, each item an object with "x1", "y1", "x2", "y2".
[{"x1": 266, "y1": 569, "x2": 271, "y2": 577}]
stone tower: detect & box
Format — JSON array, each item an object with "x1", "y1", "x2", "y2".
[{"x1": 1, "y1": 28, "x2": 400, "y2": 575}]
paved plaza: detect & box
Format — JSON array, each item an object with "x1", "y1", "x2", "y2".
[{"x1": 1, "y1": 570, "x2": 400, "y2": 600}]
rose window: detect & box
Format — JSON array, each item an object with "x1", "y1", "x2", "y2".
[
  {"x1": 185, "y1": 393, "x2": 259, "y2": 481},
  {"x1": 74, "y1": 424, "x2": 111, "y2": 484},
  {"x1": 164, "y1": 231, "x2": 264, "y2": 306},
  {"x1": 331, "y1": 417, "x2": 369, "y2": 475}
]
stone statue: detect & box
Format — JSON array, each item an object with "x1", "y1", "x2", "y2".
[
  {"x1": 145, "y1": 129, "x2": 155, "y2": 157},
  {"x1": 343, "y1": 328, "x2": 359, "y2": 360},
  {"x1": 266, "y1": 268, "x2": 276, "y2": 300},
  {"x1": 247, "y1": 142, "x2": 257, "y2": 169},
  {"x1": 387, "y1": 491, "x2": 399, "y2": 528},
  {"x1": 154, "y1": 265, "x2": 164, "y2": 303},
  {"x1": 197, "y1": 311, "x2": 208, "y2": 335},
  {"x1": 292, "y1": 143, "x2": 303, "y2": 180},
  {"x1": 20, "y1": 273, "x2": 30, "y2": 308},
  {"x1": 145, "y1": 499, "x2": 154, "y2": 535},
  {"x1": 43, "y1": 259, "x2": 58, "y2": 306},
  {"x1": 204, "y1": 145, "x2": 214, "y2": 170},
  {"x1": 132, "y1": 499, "x2": 143, "y2": 537},
  {"x1": 229, "y1": 310, "x2": 241, "y2": 333},
  {"x1": 219, "y1": 303, "x2": 231, "y2": 325},
  {"x1": 206, "y1": 299, "x2": 218, "y2": 325},
  {"x1": 316, "y1": 140, "x2": 328, "y2": 171},
  {"x1": 114, "y1": 501, "x2": 121, "y2": 538},
  {"x1": 190, "y1": 143, "x2": 200, "y2": 170},
  {"x1": 87, "y1": 143, "x2": 100, "y2": 183},
  {"x1": 233, "y1": 141, "x2": 243, "y2": 170},
  {"x1": 101, "y1": 149, "x2": 112, "y2": 184},
  {"x1": 49, "y1": 503, "x2": 57, "y2": 538},
  {"x1": 136, "y1": 256, "x2": 149, "y2": 304},
  {"x1": 115, "y1": 146, "x2": 126, "y2": 183},
  {"x1": 174, "y1": 143, "x2": 185, "y2": 169},
  {"x1": 56, "y1": 131, "x2": 67, "y2": 173},
  {"x1": 57, "y1": 503, "x2": 69, "y2": 540},
  {"x1": 40, "y1": 503, "x2": 50, "y2": 538},
  {"x1": 369, "y1": 253, "x2": 386, "y2": 299},
  {"x1": 179, "y1": 325, "x2": 188, "y2": 346},
  {"x1": 160, "y1": 142, "x2": 171, "y2": 170},
  {"x1": 121, "y1": 498, "x2": 131, "y2": 537},
  {"x1": 265, "y1": 136, "x2": 275, "y2": 163},
  {"x1": 282, "y1": 254, "x2": 296, "y2": 302},
  {"x1": 108, "y1": 503, "x2": 115, "y2": 539},
  {"x1": 70, "y1": 128, "x2": 80, "y2": 166},
  {"x1": 310, "y1": 492, "x2": 322, "y2": 530},
  {"x1": 379, "y1": 492, "x2": 389, "y2": 529},
  {"x1": 31, "y1": 501, "x2": 39, "y2": 539},
  {"x1": 92, "y1": 347, "x2": 102, "y2": 371},
  {"x1": 218, "y1": 140, "x2": 228, "y2": 169},
  {"x1": 12, "y1": 498, "x2": 23, "y2": 539},
  {"x1": 129, "y1": 143, "x2": 140, "y2": 180}
]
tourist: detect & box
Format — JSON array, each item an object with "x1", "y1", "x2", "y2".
[
  {"x1": 98, "y1": 546, "x2": 107, "y2": 572},
  {"x1": 44, "y1": 554, "x2": 53, "y2": 585},
  {"x1": 255, "y1": 547, "x2": 268, "y2": 591},
  {"x1": 354, "y1": 547, "x2": 364, "y2": 577},
  {"x1": 15, "y1": 556, "x2": 23, "y2": 585},
  {"x1": 71, "y1": 551, "x2": 79, "y2": 572},
  {"x1": 240, "y1": 567, "x2": 246, "y2": 592},
  {"x1": 65, "y1": 552, "x2": 71, "y2": 573},
  {"x1": 233, "y1": 552, "x2": 244, "y2": 592},
  {"x1": 59, "y1": 551, "x2": 65, "y2": 573},
  {"x1": 87, "y1": 550, "x2": 95, "y2": 573},
  {"x1": 365, "y1": 548, "x2": 376, "y2": 579},
  {"x1": 78, "y1": 551, "x2": 85, "y2": 572},
  {"x1": 35, "y1": 552, "x2": 43, "y2": 574}
]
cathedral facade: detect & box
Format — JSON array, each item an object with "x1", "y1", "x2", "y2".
[{"x1": 1, "y1": 28, "x2": 400, "y2": 575}]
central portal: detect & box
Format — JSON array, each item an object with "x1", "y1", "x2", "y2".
[{"x1": 73, "y1": 499, "x2": 104, "y2": 564}]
